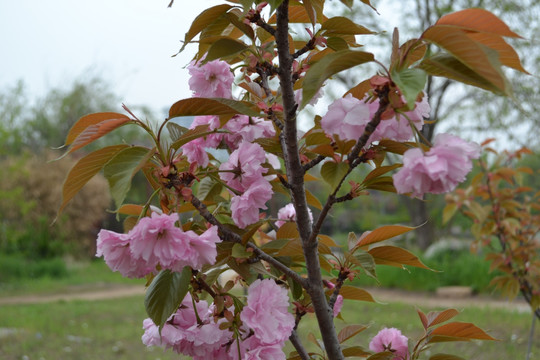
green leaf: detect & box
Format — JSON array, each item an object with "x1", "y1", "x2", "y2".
[
  {"x1": 58, "y1": 144, "x2": 129, "y2": 217},
  {"x1": 103, "y1": 146, "x2": 155, "y2": 209},
  {"x1": 197, "y1": 176, "x2": 223, "y2": 201},
  {"x1": 391, "y1": 68, "x2": 427, "y2": 109},
  {"x1": 144, "y1": 268, "x2": 191, "y2": 329},
  {"x1": 166, "y1": 122, "x2": 188, "y2": 142},
  {"x1": 419, "y1": 54, "x2": 503, "y2": 94},
  {"x1": 369, "y1": 246, "x2": 432, "y2": 270},
  {"x1": 353, "y1": 251, "x2": 377, "y2": 279},
  {"x1": 366, "y1": 352, "x2": 395, "y2": 360},
  {"x1": 321, "y1": 16, "x2": 374, "y2": 35},
  {"x1": 442, "y1": 203, "x2": 458, "y2": 225},
  {"x1": 302, "y1": 50, "x2": 374, "y2": 107},
  {"x1": 179, "y1": 4, "x2": 233, "y2": 53},
  {"x1": 287, "y1": 276, "x2": 304, "y2": 300},
  {"x1": 232, "y1": 243, "x2": 252, "y2": 259},
  {"x1": 204, "y1": 37, "x2": 249, "y2": 62},
  {"x1": 267, "y1": 0, "x2": 285, "y2": 11},
  {"x1": 320, "y1": 161, "x2": 349, "y2": 189},
  {"x1": 169, "y1": 98, "x2": 261, "y2": 119}
]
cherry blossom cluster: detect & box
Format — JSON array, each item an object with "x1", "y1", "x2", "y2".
[
  {"x1": 369, "y1": 327, "x2": 409, "y2": 360},
  {"x1": 393, "y1": 133, "x2": 481, "y2": 198},
  {"x1": 142, "y1": 279, "x2": 295, "y2": 360},
  {"x1": 321, "y1": 93, "x2": 430, "y2": 145},
  {"x1": 96, "y1": 212, "x2": 221, "y2": 277}
]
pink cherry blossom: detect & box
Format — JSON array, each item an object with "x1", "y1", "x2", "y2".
[
  {"x1": 230, "y1": 178, "x2": 273, "y2": 228},
  {"x1": 182, "y1": 138, "x2": 210, "y2": 168},
  {"x1": 392, "y1": 133, "x2": 480, "y2": 198},
  {"x1": 369, "y1": 327, "x2": 409, "y2": 360},
  {"x1": 224, "y1": 115, "x2": 275, "y2": 144},
  {"x1": 175, "y1": 226, "x2": 222, "y2": 271},
  {"x1": 333, "y1": 295, "x2": 344, "y2": 317},
  {"x1": 142, "y1": 293, "x2": 233, "y2": 359},
  {"x1": 96, "y1": 229, "x2": 152, "y2": 278},
  {"x1": 188, "y1": 59, "x2": 234, "y2": 98},
  {"x1": 219, "y1": 142, "x2": 268, "y2": 192},
  {"x1": 275, "y1": 203, "x2": 313, "y2": 228},
  {"x1": 129, "y1": 212, "x2": 188, "y2": 269},
  {"x1": 240, "y1": 279, "x2": 295, "y2": 345},
  {"x1": 321, "y1": 94, "x2": 371, "y2": 141}
]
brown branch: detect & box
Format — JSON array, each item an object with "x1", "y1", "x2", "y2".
[
  {"x1": 289, "y1": 330, "x2": 311, "y2": 360},
  {"x1": 303, "y1": 154, "x2": 326, "y2": 172},
  {"x1": 275, "y1": 1, "x2": 344, "y2": 359},
  {"x1": 189, "y1": 195, "x2": 307, "y2": 288}
]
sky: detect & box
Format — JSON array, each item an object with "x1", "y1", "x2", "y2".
[
  {"x1": 0, "y1": 0, "x2": 226, "y2": 114},
  {"x1": 0, "y1": 1, "x2": 402, "y2": 116}
]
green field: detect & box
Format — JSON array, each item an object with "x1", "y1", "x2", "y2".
[{"x1": 0, "y1": 294, "x2": 536, "y2": 360}]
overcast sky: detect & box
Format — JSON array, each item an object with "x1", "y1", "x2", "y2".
[{"x1": 0, "y1": 0, "x2": 226, "y2": 114}]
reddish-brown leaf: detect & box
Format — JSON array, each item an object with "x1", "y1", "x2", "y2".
[
  {"x1": 355, "y1": 225, "x2": 416, "y2": 248},
  {"x1": 58, "y1": 144, "x2": 129, "y2": 217},
  {"x1": 422, "y1": 25, "x2": 508, "y2": 93},
  {"x1": 436, "y1": 9, "x2": 521, "y2": 38},
  {"x1": 467, "y1": 32, "x2": 528, "y2": 73},
  {"x1": 429, "y1": 322, "x2": 497, "y2": 343},
  {"x1": 369, "y1": 246, "x2": 432, "y2": 269},
  {"x1": 339, "y1": 285, "x2": 376, "y2": 302},
  {"x1": 338, "y1": 324, "x2": 368, "y2": 343},
  {"x1": 65, "y1": 112, "x2": 130, "y2": 146},
  {"x1": 426, "y1": 309, "x2": 460, "y2": 328}
]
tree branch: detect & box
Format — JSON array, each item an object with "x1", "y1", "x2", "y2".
[
  {"x1": 275, "y1": 1, "x2": 344, "y2": 359},
  {"x1": 189, "y1": 195, "x2": 307, "y2": 288},
  {"x1": 289, "y1": 330, "x2": 311, "y2": 360}
]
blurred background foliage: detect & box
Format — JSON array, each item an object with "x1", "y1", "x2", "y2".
[{"x1": 0, "y1": 0, "x2": 538, "y2": 295}]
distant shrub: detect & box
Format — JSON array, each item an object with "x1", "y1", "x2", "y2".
[
  {"x1": 0, "y1": 151, "x2": 111, "y2": 259},
  {"x1": 354, "y1": 248, "x2": 497, "y2": 293},
  {"x1": 0, "y1": 254, "x2": 68, "y2": 282}
]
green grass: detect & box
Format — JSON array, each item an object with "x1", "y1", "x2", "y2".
[
  {"x1": 0, "y1": 296, "x2": 536, "y2": 360},
  {"x1": 0, "y1": 259, "x2": 140, "y2": 297}
]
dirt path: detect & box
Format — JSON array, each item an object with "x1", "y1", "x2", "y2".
[{"x1": 0, "y1": 284, "x2": 531, "y2": 313}]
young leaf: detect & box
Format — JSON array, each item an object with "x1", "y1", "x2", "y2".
[
  {"x1": 63, "y1": 112, "x2": 131, "y2": 155},
  {"x1": 355, "y1": 225, "x2": 416, "y2": 248},
  {"x1": 391, "y1": 68, "x2": 427, "y2": 109},
  {"x1": 166, "y1": 122, "x2": 188, "y2": 142},
  {"x1": 429, "y1": 322, "x2": 497, "y2": 343},
  {"x1": 204, "y1": 37, "x2": 249, "y2": 62},
  {"x1": 197, "y1": 176, "x2": 223, "y2": 201},
  {"x1": 103, "y1": 146, "x2": 155, "y2": 209},
  {"x1": 302, "y1": 50, "x2": 374, "y2": 107},
  {"x1": 368, "y1": 246, "x2": 432, "y2": 270},
  {"x1": 321, "y1": 16, "x2": 374, "y2": 35},
  {"x1": 169, "y1": 98, "x2": 261, "y2": 119},
  {"x1": 436, "y1": 8, "x2": 521, "y2": 38},
  {"x1": 366, "y1": 351, "x2": 394, "y2": 360},
  {"x1": 419, "y1": 54, "x2": 503, "y2": 94},
  {"x1": 306, "y1": 189, "x2": 323, "y2": 210},
  {"x1": 320, "y1": 161, "x2": 349, "y2": 189},
  {"x1": 171, "y1": 124, "x2": 213, "y2": 150},
  {"x1": 425, "y1": 309, "x2": 460, "y2": 328},
  {"x1": 466, "y1": 32, "x2": 528, "y2": 73},
  {"x1": 58, "y1": 144, "x2": 129, "y2": 216},
  {"x1": 144, "y1": 268, "x2": 191, "y2": 329},
  {"x1": 179, "y1": 4, "x2": 233, "y2": 53},
  {"x1": 338, "y1": 324, "x2": 368, "y2": 343},
  {"x1": 363, "y1": 164, "x2": 402, "y2": 184},
  {"x1": 342, "y1": 346, "x2": 371, "y2": 357},
  {"x1": 422, "y1": 25, "x2": 509, "y2": 94},
  {"x1": 339, "y1": 285, "x2": 376, "y2": 302},
  {"x1": 276, "y1": 222, "x2": 300, "y2": 240}
]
